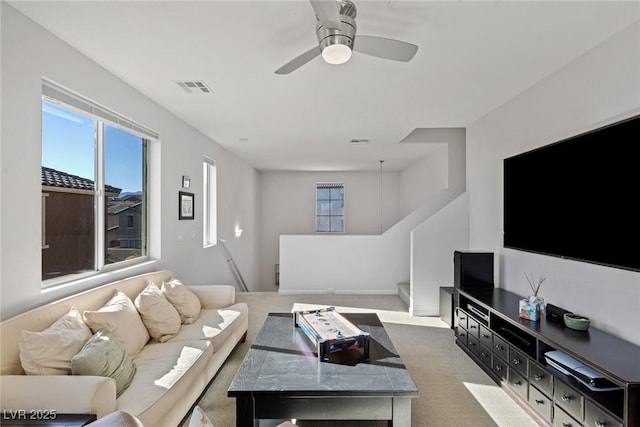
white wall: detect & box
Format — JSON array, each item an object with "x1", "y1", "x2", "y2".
[
  {"x1": 0, "y1": 4, "x2": 260, "y2": 319},
  {"x1": 467, "y1": 21, "x2": 640, "y2": 345},
  {"x1": 398, "y1": 145, "x2": 448, "y2": 216},
  {"x1": 258, "y1": 170, "x2": 400, "y2": 290},
  {"x1": 410, "y1": 194, "x2": 469, "y2": 316}
]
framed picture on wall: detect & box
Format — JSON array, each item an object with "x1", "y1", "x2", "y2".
[{"x1": 179, "y1": 191, "x2": 194, "y2": 220}]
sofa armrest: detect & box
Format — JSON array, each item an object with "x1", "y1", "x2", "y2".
[
  {"x1": 0, "y1": 375, "x2": 116, "y2": 419},
  {"x1": 186, "y1": 285, "x2": 236, "y2": 309}
]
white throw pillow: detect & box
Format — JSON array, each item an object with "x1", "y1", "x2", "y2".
[
  {"x1": 18, "y1": 306, "x2": 92, "y2": 375},
  {"x1": 188, "y1": 406, "x2": 214, "y2": 427},
  {"x1": 135, "y1": 282, "x2": 181, "y2": 342},
  {"x1": 161, "y1": 279, "x2": 201, "y2": 325},
  {"x1": 83, "y1": 291, "x2": 150, "y2": 357}
]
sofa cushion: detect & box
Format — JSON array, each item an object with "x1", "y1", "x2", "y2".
[
  {"x1": 134, "y1": 283, "x2": 181, "y2": 342},
  {"x1": 116, "y1": 340, "x2": 212, "y2": 422},
  {"x1": 83, "y1": 291, "x2": 149, "y2": 358},
  {"x1": 167, "y1": 303, "x2": 248, "y2": 351},
  {"x1": 18, "y1": 307, "x2": 92, "y2": 375},
  {"x1": 71, "y1": 329, "x2": 137, "y2": 398},
  {"x1": 160, "y1": 279, "x2": 201, "y2": 325}
]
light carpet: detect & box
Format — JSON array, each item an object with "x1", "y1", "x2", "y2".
[{"x1": 185, "y1": 292, "x2": 540, "y2": 427}]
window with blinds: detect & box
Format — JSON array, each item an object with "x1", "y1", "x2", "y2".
[
  {"x1": 316, "y1": 183, "x2": 345, "y2": 233},
  {"x1": 41, "y1": 80, "x2": 155, "y2": 286}
]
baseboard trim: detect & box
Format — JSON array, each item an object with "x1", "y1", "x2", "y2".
[{"x1": 410, "y1": 309, "x2": 439, "y2": 316}]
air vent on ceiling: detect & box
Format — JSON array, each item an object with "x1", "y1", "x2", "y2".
[
  {"x1": 175, "y1": 80, "x2": 213, "y2": 94},
  {"x1": 350, "y1": 139, "x2": 370, "y2": 145}
]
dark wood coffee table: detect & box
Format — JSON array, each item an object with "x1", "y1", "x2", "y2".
[{"x1": 228, "y1": 312, "x2": 418, "y2": 426}]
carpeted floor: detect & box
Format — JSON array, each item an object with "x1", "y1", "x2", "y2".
[{"x1": 185, "y1": 292, "x2": 540, "y2": 427}]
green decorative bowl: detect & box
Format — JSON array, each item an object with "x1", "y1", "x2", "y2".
[{"x1": 564, "y1": 313, "x2": 591, "y2": 331}]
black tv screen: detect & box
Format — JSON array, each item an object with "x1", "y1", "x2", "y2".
[{"x1": 503, "y1": 115, "x2": 640, "y2": 272}]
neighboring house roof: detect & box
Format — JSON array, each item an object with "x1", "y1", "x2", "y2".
[
  {"x1": 42, "y1": 166, "x2": 121, "y2": 194},
  {"x1": 108, "y1": 201, "x2": 142, "y2": 215}
]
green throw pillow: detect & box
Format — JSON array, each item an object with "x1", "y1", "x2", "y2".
[{"x1": 71, "y1": 329, "x2": 137, "y2": 397}]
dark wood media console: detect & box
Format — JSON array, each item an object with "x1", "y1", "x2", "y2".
[{"x1": 455, "y1": 287, "x2": 640, "y2": 427}]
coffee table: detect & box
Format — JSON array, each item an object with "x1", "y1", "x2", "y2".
[{"x1": 228, "y1": 312, "x2": 418, "y2": 426}]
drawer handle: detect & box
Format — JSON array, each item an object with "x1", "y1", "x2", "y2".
[
  {"x1": 470, "y1": 325, "x2": 477, "y2": 329},
  {"x1": 495, "y1": 365, "x2": 502, "y2": 372},
  {"x1": 469, "y1": 342, "x2": 476, "y2": 347},
  {"x1": 562, "y1": 423, "x2": 572, "y2": 427},
  {"x1": 482, "y1": 334, "x2": 490, "y2": 339},
  {"x1": 513, "y1": 358, "x2": 521, "y2": 365},
  {"x1": 480, "y1": 352, "x2": 488, "y2": 357},
  {"x1": 535, "y1": 399, "x2": 544, "y2": 405},
  {"x1": 534, "y1": 374, "x2": 543, "y2": 381},
  {"x1": 561, "y1": 393, "x2": 572, "y2": 402},
  {"x1": 495, "y1": 344, "x2": 503, "y2": 350},
  {"x1": 595, "y1": 420, "x2": 606, "y2": 427},
  {"x1": 460, "y1": 316, "x2": 466, "y2": 321},
  {"x1": 514, "y1": 380, "x2": 522, "y2": 386}
]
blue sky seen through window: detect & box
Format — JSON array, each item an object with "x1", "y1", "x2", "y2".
[{"x1": 42, "y1": 101, "x2": 143, "y2": 193}]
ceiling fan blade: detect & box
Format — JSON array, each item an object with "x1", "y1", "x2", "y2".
[
  {"x1": 275, "y1": 46, "x2": 322, "y2": 75},
  {"x1": 354, "y1": 35, "x2": 418, "y2": 62},
  {"x1": 310, "y1": 0, "x2": 342, "y2": 29}
]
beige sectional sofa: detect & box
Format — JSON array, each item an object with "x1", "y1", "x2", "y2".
[{"x1": 0, "y1": 270, "x2": 248, "y2": 427}]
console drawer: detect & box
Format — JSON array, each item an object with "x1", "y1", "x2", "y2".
[
  {"x1": 492, "y1": 356, "x2": 508, "y2": 381},
  {"x1": 528, "y1": 384, "x2": 552, "y2": 421},
  {"x1": 585, "y1": 400, "x2": 622, "y2": 427},
  {"x1": 493, "y1": 335, "x2": 509, "y2": 361},
  {"x1": 509, "y1": 347, "x2": 528, "y2": 377},
  {"x1": 456, "y1": 308, "x2": 468, "y2": 330},
  {"x1": 529, "y1": 362, "x2": 553, "y2": 397},
  {"x1": 555, "y1": 381, "x2": 584, "y2": 422},
  {"x1": 467, "y1": 335, "x2": 480, "y2": 355},
  {"x1": 509, "y1": 368, "x2": 528, "y2": 400},
  {"x1": 455, "y1": 326, "x2": 468, "y2": 346},
  {"x1": 467, "y1": 317, "x2": 480, "y2": 339},
  {"x1": 479, "y1": 325, "x2": 492, "y2": 348},
  {"x1": 554, "y1": 404, "x2": 583, "y2": 427},
  {"x1": 477, "y1": 345, "x2": 492, "y2": 367}
]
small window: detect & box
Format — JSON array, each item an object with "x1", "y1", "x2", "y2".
[
  {"x1": 203, "y1": 158, "x2": 217, "y2": 247},
  {"x1": 316, "y1": 183, "x2": 344, "y2": 232}
]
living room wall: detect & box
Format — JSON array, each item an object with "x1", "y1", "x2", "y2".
[
  {"x1": 258, "y1": 170, "x2": 401, "y2": 290},
  {"x1": 0, "y1": 4, "x2": 260, "y2": 320},
  {"x1": 466, "y1": 21, "x2": 640, "y2": 345}
]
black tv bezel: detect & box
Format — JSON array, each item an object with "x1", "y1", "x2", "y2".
[{"x1": 503, "y1": 114, "x2": 640, "y2": 273}]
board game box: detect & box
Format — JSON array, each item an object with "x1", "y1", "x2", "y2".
[{"x1": 294, "y1": 307, "x2": 370, "y2": 361}]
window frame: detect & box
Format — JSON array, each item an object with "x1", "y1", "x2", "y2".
[
  {"x1": 315, "y1": 182, "x2": 345, "y2": 233},
  {"x1": 41, "y1": 81, "x2": 156, "y2": 288},
  {"x1": 203, "y1": 157, "x2": 217, "y2": 248}
]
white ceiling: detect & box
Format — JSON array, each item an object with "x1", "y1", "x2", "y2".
[{"x1": 10, "y1": 1, "x2": 640, "y2": 172}]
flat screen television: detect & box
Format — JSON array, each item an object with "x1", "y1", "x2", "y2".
[{"x1": 503, "y1": 115, "x2": 640, "y2": 272}]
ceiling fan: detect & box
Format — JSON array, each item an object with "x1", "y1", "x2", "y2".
[{"x1": 275, "y1": 0, "x2": 418, "y2": 74}]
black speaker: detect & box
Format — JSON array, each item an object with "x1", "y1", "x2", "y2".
[
  {"x1": 546, "y1": 304, "x2": 572, "y2": 325},
  {"x1": 454, "y1": 250, "x2": 494, "y2": 289}
]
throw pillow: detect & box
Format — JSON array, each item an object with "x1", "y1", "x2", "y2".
[
  {"x1": 18, "y1": 307, "x2": 92, "y2": 375},
  {"x1": 161, "y1": 279, "x2": 201, "y2": 324},
  {"x1": 83, "y1": 291, "x2": 149, "y2": 357},
  {"x1": 188, "y1": 406, "x2": 214, "y2": 427},
  {"x1": 134, "y1": 282, "x2": 181, "y2": 342},
  {"x1": 71, "y1": 329, "x2": 137, "y2": 398}
]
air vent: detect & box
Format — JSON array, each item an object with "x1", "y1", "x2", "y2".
[
  {"x1": 350, "y1": 139, "x2": 370, "y2": 145},
  {"x1": 175, "y1": 80, "x2": 213, "y2": 94}
]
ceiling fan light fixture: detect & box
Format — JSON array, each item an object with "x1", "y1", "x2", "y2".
[{"x1": 321, "y1": 43, "x2": 352, "y2": 65}]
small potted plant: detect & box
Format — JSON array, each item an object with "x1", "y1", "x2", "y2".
[{"x1": 519, "y1": 273, "x2": 546, "y2": 321}]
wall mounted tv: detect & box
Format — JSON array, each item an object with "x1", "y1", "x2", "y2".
[{"x1": 503, "y1": 115, "x2": 639, "y2": 272}]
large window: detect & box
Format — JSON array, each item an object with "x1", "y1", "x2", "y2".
[
  {"x1": 203, "y1": 158, "x2": 217, "y2": 247},
  {"x1": 41, "y1": 81, "x2": 156, "y2": 285},
  {"x1": 316, "y1": 183, "x2": 344, "y2": 232}
]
